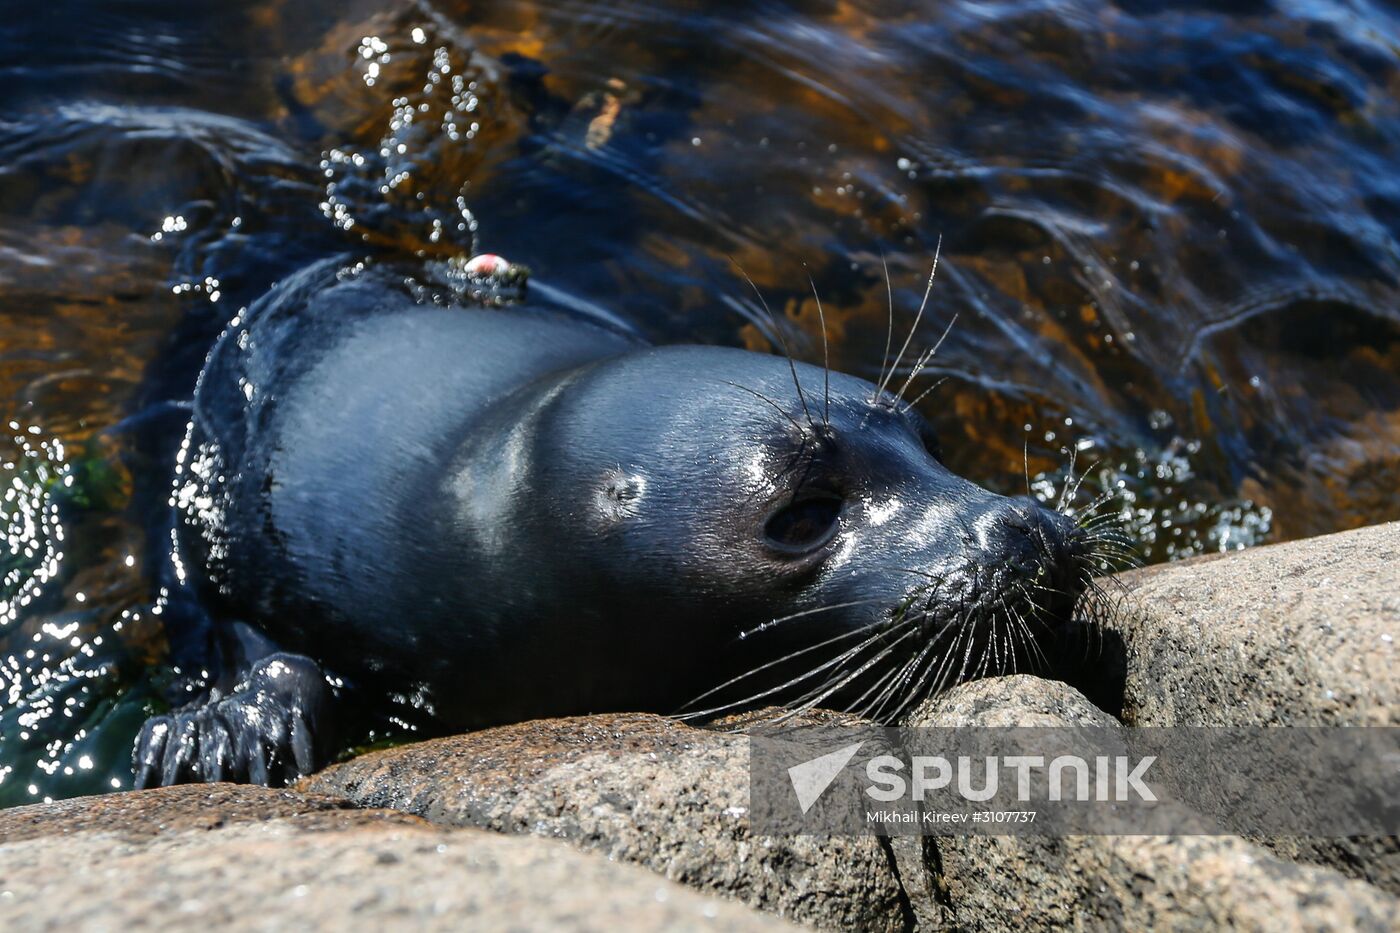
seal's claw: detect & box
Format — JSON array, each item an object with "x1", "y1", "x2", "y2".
[
  {"x1": 198, "y1": 712, "x2": 233, "y2": 783},
  {"x1": 130, "y1": 652, "x2": 335, "y2": 787},
  {"x1": 162, "y1": 715, "x2": 201, "y2": 787},
  {"x1": 290, "y1": 713, "x2": 315, "y2": 777},
  {"x1": 132, "y1": 714, "x2": 173, "y2": 790}
]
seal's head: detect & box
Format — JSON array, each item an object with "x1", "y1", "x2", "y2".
[{"x1": 455, "y1": 343, "x2": 1106, "y2": 723}]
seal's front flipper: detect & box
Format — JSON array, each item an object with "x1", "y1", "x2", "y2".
[{"x1": 132, "y1": 652, "x2": 335, "y2": 788}]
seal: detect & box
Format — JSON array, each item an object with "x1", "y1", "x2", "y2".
[{"x1": 132, "y1": 255, "x2": 1106, "y2": 787}]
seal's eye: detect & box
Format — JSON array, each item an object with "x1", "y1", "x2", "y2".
[{"x1": 765, "y1": 495, "x2": 842, "y2": 553}]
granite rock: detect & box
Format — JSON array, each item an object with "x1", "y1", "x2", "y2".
[
  {"x1": 1114, "y1": 521, "x2": 1399, "y2": 728},
  {"x1": 300, "y1": 712, "x2": 912, "y2": 932},
  {"x1": 0, "y1": 784, "x2": 796, "y2": 932},
  {"x1": 904, "y1": 676, "x2": 1400, "y2": 932}
]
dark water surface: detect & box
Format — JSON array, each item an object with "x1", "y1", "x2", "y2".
[{"x1": 1, "y1": 0, "x2": 1398, "y2": 803}]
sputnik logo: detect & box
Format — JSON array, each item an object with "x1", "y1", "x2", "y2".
[{"x1": 787, "y1": 742, "x2": 864, "y2": 814}]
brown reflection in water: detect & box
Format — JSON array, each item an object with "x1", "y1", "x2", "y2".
[{"x1": 421, "y1": 0, "x2": 1399, "y2": 545}]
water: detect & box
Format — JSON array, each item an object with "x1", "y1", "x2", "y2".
[{"x1": 1, "y1": 0, "x2": 1397, "y2": 804}]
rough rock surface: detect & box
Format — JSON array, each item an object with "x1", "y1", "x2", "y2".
[
  {"x1": 1115, "y1": 520, "x2": 1399, "y2": 728},
  {"x1": 0, "y1": 782, "x2": 397, "y2": 842},
  {"x1": 300, "y1": 712, "x2": 911, "y2": 932},
  {"x1": 907, "y1": 672, "x2": 1120, "y2": 729},
  {"x1": 0, "y1": 784, "x2": 795, "y2": 932},
  {"x1": 1112, "y1": 521, "x2": 1400, "y2": 894},
  {"x1": 904, "y1": 676, "x2": 1400, "y2": 932}
]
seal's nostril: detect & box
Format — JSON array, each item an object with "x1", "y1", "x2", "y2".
[{"x1": 984, "y1": 496, "x2": 1084, "y2": 587}]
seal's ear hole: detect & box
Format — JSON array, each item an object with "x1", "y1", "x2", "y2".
[{"x1": 764, "y1": 495, "x2": 842, "y2": 552}]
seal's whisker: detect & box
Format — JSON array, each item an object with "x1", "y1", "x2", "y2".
[
  {"x1": 1082, "y1": 540, "x2": 1138, "y2": 568},
  {"x1": 1081, "y1": 528, "x2": 1135, "y2": 552},
  {"x1": 902, "y1": 376, "x2": 949, "y2": 413},
  {"x1": 1000, "y1": 602, "x2": 1026, "y2": 675},
  {"x1": 1085, "y1": 549, "x2": 1140, "y2": 574},
  {"x1": 1086, "y1": 551, "x2": 1135, "y2": 575},
  {"x1": 1078, "y1": 513, "x2": 1128, "y2": 536},
  {"x1": 1059, "y1": 458, "x2": 1102, "y2": 515},
  {"x1": 1078, "y1": 517, "x2": 1132, "y2": 540},
  {"x1": 875, "y1": 235, "x2": 942, "y2": 402},
  {"x1": 1074, "y1": 485, "x2": 1120, "y2": 513},
  {"x1": 776, "y1": 625, "x2": 917, "y2": 715},
  {"x1": 1074, "y1": 489, "x2": 1125, "y2": 522},
  {"x1": 1023, "y1": 437, "x2": 1033, "y2": 499},
  {"x1": 887, "y1": 643, "x2": 941, "y2": 722},
  {"x1": 865, "y1": 640, "x2": 934, "y2": 721},
  {"x1": 722, "y1": 381, "x2": 806, "y2": 435},
  {"x1": 763, "y1": 627, "x2": 920, "y2": 727},
  {"x1": 844, "y1": 658, "x2": 911, "y2": 720},
  {"x1": 911, "y1": 619, "x2": 968, "y2": 704},
  {"x1": 1081, "y1": 575, "x2": 1125, "y2": 616},
  {"x1": 730, "y1": 258, "x2": 816, "y2": 431},
  {"x1": 681, "y1": 621, "x2": 912, "y2": 720},
  {"x1": 864, "y1": 624, "x2": 951, "y2": 722},
  {"x1": 988, "y1": 610, "x2": 1011, "y2": 676},
  {"x1": 735, "y1": 597, "x2": 903, "y2": 641},
  {"x1": 958, "y1": 608, "x2": 982, "y2": 681},
  {"x1": 680, "y1": 616, "x2": 891, "y2": 713},
  {"x1": 893, "y1": 313, "x2": 959, "y2": 406},
  {"x1": 1008, "y1": 600, "x2": 1049, "y2": 672},
  {"x1": 1081, "y1": 535, "x2": 1141, "y2": 568},
  {"x1": 1009, "y1": 609, "x2": 1035, "y2": 674},
  {"x1": 873, "y1": 249, "x2": 896, "y2": 405},
  {"x1": 983, "y1": 607, "x2": 1004, "y2": 675},
  {"x1": 1075, "y1": 575, "x2": 1123, "y2": 663},
  {"x1": 996, "y1": 616, "x2": 1014, "y2": 675},
  {"x1": 897, "y1": 617, "x2": 967, "y2": 717},
  {"x1": 891, "y1": 345, "x2": 935, "y2": 404},
  {"x1": 861, "y1": 662, "x2": 919, "y2": 722},
  {"x1": 1084, "y1": 565, "x2": 1133, "y2": 597},
  {"x1": 1081, "y1": 527, "x2": 1132, "y2": 551},
  {"x1": 973, "y1": 621, "x2": 994, "y2": 678},
  {"x1": 1075, "y1": 493, "x2": 1120, "y2": 515},
  {"x1": 1075, "y1": 498, "x2": 1121, "y2": 523},
  {"x1": 1013, "y1": 577, "x2": 1077, "y2": 617},
  {"x1": 1055, "y1": 445, "x2": 1080, "y2": 514},
  {"x1": 803, "y1": 265, "x2": 831, "y2": 427},
  {"x1": 927, "y1": 621, "x2": 971, "y2": 697},
  {"x1": 1004, "y1": 608, "x2": 1023, "y2": 672}
]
